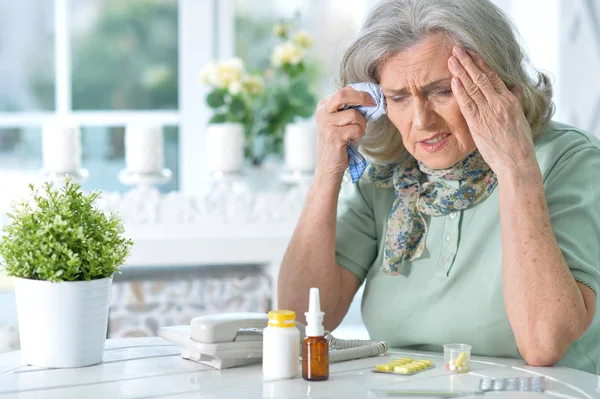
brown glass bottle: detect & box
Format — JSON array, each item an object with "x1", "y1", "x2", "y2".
[{"x1": 302, "y1": 336, "x2": 329, "y2": 381}]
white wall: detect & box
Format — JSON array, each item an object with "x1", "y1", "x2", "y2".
[
  {"x1": 495, "y1": 0, "x2": 600, "y2": 136},
  {"x1": 559, "y1": 0, "x2": 600, "y2": 137}
]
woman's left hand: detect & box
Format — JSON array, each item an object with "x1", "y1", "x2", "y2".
[{"x1": 448, "y1": 46, "x2": 537, "y2": 180}]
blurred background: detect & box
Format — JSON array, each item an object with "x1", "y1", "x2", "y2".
[{"x1": 0, "y1": 0, "x2": 598, "y2": 352}]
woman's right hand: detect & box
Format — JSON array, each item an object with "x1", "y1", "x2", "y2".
[{"x1": 314, "y1": 87, "x2": 376, "y2": 183}]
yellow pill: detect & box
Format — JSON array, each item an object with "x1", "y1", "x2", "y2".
[
  {"x1": 420, "y1": 360, "x2": 433, "y2": 366},
  {"x1": 413, "y1": 360, "x2": 429, "y2": 366},
  {"x1": 376, "y1": 364, "x2": 394, "y2": 372},
  {"x1": 398, "y1": 357, "x2": 413, "y2": 363},
  {"x1": 453, "y1": 352, "x2": 467, "y2": 368},
  {"x1": 394, "y1": 366, "x2": 411, "y2": 374}
]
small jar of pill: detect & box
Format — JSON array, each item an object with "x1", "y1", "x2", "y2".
[
  {"x1": 262, "y1": 310, "x2": 300, "y2": 380},
  {"x1": 444, "y1": 343, "x2": 472, "y2": 373}
]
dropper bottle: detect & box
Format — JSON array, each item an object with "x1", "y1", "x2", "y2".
[{"x1": 302, "y1": 287, "x2": 329, "y2": 381}]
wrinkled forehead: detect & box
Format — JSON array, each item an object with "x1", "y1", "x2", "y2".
[{"x1": 377, "y1": 33, "x2": 455, "y2": 88}]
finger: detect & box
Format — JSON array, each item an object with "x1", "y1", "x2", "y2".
[
  {"x1": 334, "y1": 124, "x2": 364, "y2": 146},
  {"x1": 451, "y1": 46, "x2": 497, "y2": 100},
  {"x1": 330, "y1": 109, "x2": 367, "y2": 130},
  {"x1": 325, "y1": 87, "x2": 377, "y2": 113},
  {"x1": 451, "y1": 77, "x2": 479, "y2": 118},
  {"x1": 467, "y1": 50, "x2": 509, "y2": 94},
  {"x1": 448, "y1": 55, "x2": 488, "y2": 104}
]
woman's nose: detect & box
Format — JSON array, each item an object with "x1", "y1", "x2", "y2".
[{"x1": 412, "y1": 98, "x2": 437, "y2": 130}]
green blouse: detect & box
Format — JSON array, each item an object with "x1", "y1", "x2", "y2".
[{"x1": 335, "y1": 121, "x2": 600, "y2": 374}]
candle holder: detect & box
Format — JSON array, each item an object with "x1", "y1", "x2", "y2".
[
  {"x1": 208, "y1": 170, "x2": 252, "y2": 196},
  {"x1": 43, "y1": 169, "x2": 89, "y2": 184},
  {"x1": 118, "y1": 168, "x2": 172, "y2": 190}
]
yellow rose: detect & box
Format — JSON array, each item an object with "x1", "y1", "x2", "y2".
[
  {"x1": 228, "y1": 81, "x2": 242, "y2": 96},
  {"x1": 294, "y1": 31, "x2": 313, "y2": 48},
  {"x1": 199, "y1": 62, "x2": 218, "y2": 86},
  {"x1": 271, "y1": 42, "x2": 304, "y2": 67},
  {"x1": 243, "y1": 75, "x2": 264, "y2": 94},
  {"x1": 214, "y1": 58, "x2": 245, "y2": 89}
]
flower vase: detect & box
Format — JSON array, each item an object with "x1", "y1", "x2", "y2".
[
  {"x1": 206, "y1": 123, "x2": 245, "y2": 174},
  {"x1": 284, "y1": 122, "x2": 317, "y2": 173}
]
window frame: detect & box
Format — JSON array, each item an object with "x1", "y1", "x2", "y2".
[{"x1": 0, "y1": 0, "x2": 231, "y2": 194}]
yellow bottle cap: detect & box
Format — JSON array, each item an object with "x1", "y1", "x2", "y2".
[{"x1": 268, "y1": 310, "x2": 296, "y2": 328}]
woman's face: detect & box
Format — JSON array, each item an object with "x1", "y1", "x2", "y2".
[{"x1": 379, "y1": 33, "x2": 476, "y2": 169}]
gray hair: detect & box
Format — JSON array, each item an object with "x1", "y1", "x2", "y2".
[{"x1": 338, "y1": 0, "x2": 555, "y2": 163}]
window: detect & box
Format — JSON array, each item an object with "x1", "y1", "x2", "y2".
[
  {"x1": 0, "y1": 0, "x2": 375, "y2": 200},
  {"x1": 0, "y1": 0, "x2": 180, "y2": 195},
  {"x1": 234, "y1": 0, "x2": 371, "y2": 99},
  {"x1": 70, "y1": 0, "x2": 178, "y2": 111},
  {"x1": 0, "y1": 0, "x2": 54, "y2": 112}
]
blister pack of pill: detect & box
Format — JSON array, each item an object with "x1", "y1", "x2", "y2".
[
  {"x1": 479, "y1": 376, "x2": 545, "y2": 392},
  {"x1": 373, "y1": 358, "x2": 434, "y2": 375}
]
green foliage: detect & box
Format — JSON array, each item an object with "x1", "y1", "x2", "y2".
[
  {"x1": 0, "y1": 179, "x2": 133, "y2": 282},
  {"x1": 206, "y1": 90, "x2": 227, "y2": 108},
  {"x1": 250, "y1": 75, "x2": 317, "y2": 157},
  {"x1": 29, "y1": 0, "x2": 179, "y2": 112},
  {"x1": 70, "y1": 0, "x2": 178, "y2": 111},
  {"x1": 244, "y1": 16, "x2": 319, "y2": 161}
]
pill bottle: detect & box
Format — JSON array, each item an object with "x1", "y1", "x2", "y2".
[
  {"x1": 262, "y1": 310, "x2": 300, "y2": 379},
  {"x1": 302, "y1": 287, "x2": 329, "y2": 381}
]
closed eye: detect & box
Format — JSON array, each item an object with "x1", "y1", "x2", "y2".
[
  {"x1": 389, "y1": 95, "x2": 410, "y2": 103},
  {"x1": 430, "y1": 89, "x2": 453, "y2": 97}
]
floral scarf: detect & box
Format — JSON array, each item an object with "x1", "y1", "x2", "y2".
[{"x1": 362, "y1": 151, "x2": 497, "y2": 275}]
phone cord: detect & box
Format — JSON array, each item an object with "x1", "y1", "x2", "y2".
[{"x1": 324, "y1": 331, "x2": 388, "y2": 363}]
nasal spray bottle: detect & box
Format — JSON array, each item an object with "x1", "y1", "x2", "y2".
[{"x1": 302, "y1": 287, "x2": 329, "y2": 381}]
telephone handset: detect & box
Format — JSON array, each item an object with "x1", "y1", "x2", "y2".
[{"x1": 158, "y1": 312, "x2": 387, "y2": 370}]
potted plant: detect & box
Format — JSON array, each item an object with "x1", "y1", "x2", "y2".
[
  {"x1": 0, "y1": 179, "x2": 133, "y2": 368},
  {"x1": 199, "y1": 58, "x2": 264, "y2": 173},
  {"x1": 250, "y1": 19, "x2": 318, "y2": 165}
]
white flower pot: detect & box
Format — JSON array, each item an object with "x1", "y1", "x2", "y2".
[
  {"x1": 284, "y1": 122, "x2": 317, "y2": 172},
  {"x1": 14, "y1": 277, "x2": 112, "y2": 368},
  {"x1": 206, "y1": 123, "x2": 245, "y2": 173}
]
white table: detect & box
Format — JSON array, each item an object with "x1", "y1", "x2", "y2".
[{"x1": 0, "y1": 338, "x2": 598, "y2": 398}]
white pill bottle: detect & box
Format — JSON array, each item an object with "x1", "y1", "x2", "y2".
[{"x1": 262, "y1": 310, "x2": 300, "y2": 379}]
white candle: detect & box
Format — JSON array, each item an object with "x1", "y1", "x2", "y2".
[
  {"x1": 125, "y1": 124, "x2": 164, "y2": 174},
  {"x1": 206, "y1": 123, "x2": 245, "y2": 172},
  {"x1": 284, "y1": 122, "x2": 317, "y2": 172},
  {"x1": 42, "y1": 123, "x2": 82, "y2": 173}
]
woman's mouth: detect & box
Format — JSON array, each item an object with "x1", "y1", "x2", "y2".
[{"x1": 420, "y1": 133, "x2": 451, "y2": 153}]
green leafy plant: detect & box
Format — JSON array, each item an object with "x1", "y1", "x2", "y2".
[
  {"x1": 199, "y1": 58, "x2": 265, "y2": 159},
  {"x1": 200, "y1": 58, "x2": 264, "y2": 126},
  {"x1": 250, "y1": 18, "x2": 318, "y2": 161},
  {"x1": 0, "y1": 179, "x2": 133, "y2": 282}
]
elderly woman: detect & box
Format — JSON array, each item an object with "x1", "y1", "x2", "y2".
[{"x1": 278, "y1": 0, "x2": 600, "y2": 373}]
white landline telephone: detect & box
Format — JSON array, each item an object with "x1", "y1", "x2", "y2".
[{"x1": 157, "y1": 312, "x2": 388, "y2": 370}]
